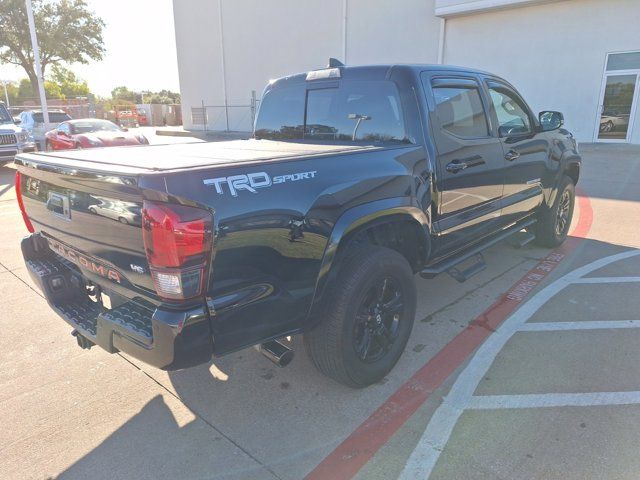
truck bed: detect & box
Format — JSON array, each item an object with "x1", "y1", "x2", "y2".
[{"x1": 17, "y1": 139, "x2": 378, "y2": 173}]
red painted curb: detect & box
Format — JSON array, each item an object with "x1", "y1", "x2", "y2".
[{"x1": 305, "y1": 190, "x2": 593, "y2": 480}]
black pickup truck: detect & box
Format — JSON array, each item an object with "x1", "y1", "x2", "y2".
[{"x1": 14, "y1": 62, "x2": 580, "y2": 387}]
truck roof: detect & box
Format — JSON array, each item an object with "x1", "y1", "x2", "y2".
[{"x1": 270, "y1": 63, "x2": 496, "y2": 88}]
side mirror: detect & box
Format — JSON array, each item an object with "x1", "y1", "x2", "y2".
[
  {"x1": 539, "y1": 111, "x2": 564, "y2": 131},
  {"x1": 57, "y1": 130, "x2": 68, "y2": 136},
  {"x1": 121, "y1": 127, "x2": 129, "y2": 132}
]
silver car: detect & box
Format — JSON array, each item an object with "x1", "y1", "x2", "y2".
[
  {"x1": 18, "y1": 109, "x2": 72, "y2": 149},
  {"x1": 0, "y1": 103, "x2": 37, "y2": 165}
]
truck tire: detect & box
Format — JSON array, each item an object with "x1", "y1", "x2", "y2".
[
  {"x1": 304, "y1": 245, "x2": 416, "y2": 388},
  {"x1": 534, "y1": 175, "x2": 575, "y2": 247}
]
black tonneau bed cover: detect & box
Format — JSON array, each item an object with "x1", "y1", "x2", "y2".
[{"x1": 15, "y1": 139, "x2": 380, "y2": 174}]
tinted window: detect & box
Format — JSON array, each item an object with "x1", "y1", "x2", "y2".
[
  {"x1": 33, "y1": 112, "x2": 72, "y2": 123},
  {"x1": 72, "y1": 120, "x2": 121, "y2": 134},
  {"x1": 0, "y1": 104, "x2": 12, "y2": 123},
  {"x1": 254, "y1": 85, "x2": 306, "y2": 140},
  {"x1": 255, "y1": 81, "x2": 407, "y2": 143},
  {"x1": 432, "y1": 86, "x2": 489, "y2": 138},
  {"x1": 487, "y1": 84, "x2": 532, "y2": 136},
  {"x1": 606, "y1": 51, "x2": 640, "y2": 71},
  {"x1": 305, "y1": 82, "x2": 405, "y2": 142}
]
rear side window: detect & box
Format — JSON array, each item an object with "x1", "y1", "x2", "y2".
[
  {"x1": 33, "y1": 112, "x2": 72, "y2": 123},
  {"x1": 432, "y1": 86, "x2": 489, "y2": 138}
]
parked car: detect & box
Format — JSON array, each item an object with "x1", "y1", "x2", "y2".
[
  {"x1": 19, "y1": 109, "x2": 72, "y2": 149},
  {"x1": 114, "y1": 107, "x2": 140, "y2": 128},
  {"x1": 599, "y1": 109, "x2": 629, "y2": 133},
  {"x1": 14, "y1": 62, "x2": 580, "y2": 387},
  {"x1": 0, "y1": 102, "x2": 37, "y2": 165},
  {"x1": 88, "y1": 197, "x2": 142, "y2": 226},
  {"x1": 44, "y1": 119, "x2": 149, "y2": 151}
]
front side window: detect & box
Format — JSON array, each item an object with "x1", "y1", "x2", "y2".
[
  {"x1": 255, "y1": 81, "x2": 408, "y2": 144},
  {"x1": 487, "y1": 84, "x2": 532, "y2": 136},
  {"x1": 432, "y1": 86, "x2": 489, "y2": 138}
]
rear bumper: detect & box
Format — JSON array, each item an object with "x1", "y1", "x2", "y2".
[{"x1": 21, "y1": 234, "x2": 213, "y2": 370}]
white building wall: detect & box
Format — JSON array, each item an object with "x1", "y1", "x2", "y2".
[
  {"x1": 173, "y1": 0, "x2": 441, "y2": 131},
  {"x1": 172, "y1": 0, "x2": 224, "y2": 130},
  {"x1": 442, "y1": 0, "x2": 640, "y2": 143},
  {"x1": 345, "y1": 0, "x2": 441, "y2": 65}
]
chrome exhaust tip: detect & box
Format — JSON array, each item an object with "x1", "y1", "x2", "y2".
[{"x1": 257, "y1": 339, "x2": 294, "y2": 367}]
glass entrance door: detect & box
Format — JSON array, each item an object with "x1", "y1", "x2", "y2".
[{"x1": 596, "y1": 73, "x2": 639, "y2": 142}]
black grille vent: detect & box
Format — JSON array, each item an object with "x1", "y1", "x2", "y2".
[{"x1": 0, "y1": 133, "x2": 17, "y2": 145}]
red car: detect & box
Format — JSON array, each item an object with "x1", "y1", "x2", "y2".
[{"x1": 44, "y1": 119, "x2": 149, "y2": 151}]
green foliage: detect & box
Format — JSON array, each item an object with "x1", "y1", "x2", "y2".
[
  {"x1": 111, "y1": 86, "x2": 137, "y2": 103},
  {"x1": 0, "y1": 0, "x2": 104, "y2": 98},
  {"x1": 50, "y1": 65, "x2": 90, "y2": 98},
  {"x1": 1, "y1": 81, "x2": 20, "y2": 105},
  {"x1": 140, "y1": 89, "x2": 181, "y2": 105},
  {"x1": 15, "y1": 77, "x2": 63, "y2": 100}
]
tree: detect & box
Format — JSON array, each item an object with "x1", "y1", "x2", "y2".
[
  {"x1": 50, "y1": 65, "x2": 90, "y2": 98},
  {"x1": 111, "y1": 86, "x2": 137, "y2": 103},
  {"x1": 16, "y1": 77, "x2": 63, "y2": 101},
  {"x1": 0, "y1": 0, "x2": 104, "y2": 95},
  {"x1": 140, "y1": 89, "x2": 181, "y2": 105}
]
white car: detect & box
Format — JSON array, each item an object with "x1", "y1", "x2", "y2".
[
  {"x1": 599, "y1": 111, "x2": 629, "y2": 133},
  {"x1": 19, "y1": 110, "x2": 72, "y2": 148}
]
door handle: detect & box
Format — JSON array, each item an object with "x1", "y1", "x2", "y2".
[
  {"x1": 504, "y1": 150, "x2": 520, "y2": 161},
  {"x1": 446, "y1": 161, "x2": 468, "y2": 173},
  {"x1": 446, "y1": 155, "x2": 484, "y2": 174}
]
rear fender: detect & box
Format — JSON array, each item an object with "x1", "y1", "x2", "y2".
[{"x1": 305, "y1": 197, "x2": 430, "y2": 327}]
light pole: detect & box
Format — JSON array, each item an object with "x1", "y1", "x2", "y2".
[
  {"x1": 25, "y1": 0, "x2": 50, "y2": 129},
  {"x1": 1, "y1": 80, "x2": 10, "y2": 107}
]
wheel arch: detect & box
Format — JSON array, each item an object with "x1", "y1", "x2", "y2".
[
  {"x1": 305, "y1": 197, "x2": 431, "y2": 327},
  {"x1": 546, "y1": 153, "x2": 581, "y2": 208}
]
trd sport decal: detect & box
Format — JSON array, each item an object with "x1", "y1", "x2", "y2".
[{"x1": 203, "y1": 170, "x2": 317, "y2": 196}]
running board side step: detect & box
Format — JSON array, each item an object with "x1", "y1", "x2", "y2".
[{"x1": 420, "y1": 218, "x2": 536, "y2": 283}]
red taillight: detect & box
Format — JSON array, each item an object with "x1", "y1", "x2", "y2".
[
  {"x1": 142, "y1": 201, "x2": 213, "y2": 300},
  {"x1": 15, "y1": 171, "x2": 35, "y2": 233}
]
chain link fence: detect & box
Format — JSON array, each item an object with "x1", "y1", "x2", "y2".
[{"x1": 191, "y1": 90, "x2": 260, "y2": 132}]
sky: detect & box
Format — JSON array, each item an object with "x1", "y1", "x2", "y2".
[{"x1": 0, "y1": 0, "x2": 180, "y2": 97}]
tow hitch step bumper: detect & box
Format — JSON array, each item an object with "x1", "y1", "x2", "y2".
[{"x1": 421, "y1": 217, "x2": 536, "y2": 283}]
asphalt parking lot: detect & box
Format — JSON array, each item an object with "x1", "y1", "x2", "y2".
[{"x1": 1, "y1": 141, "x2": 639, "y2": 480}]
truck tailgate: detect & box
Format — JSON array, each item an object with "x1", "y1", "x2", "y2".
[{"x1": 15, "y1": 159, "x2": 155, "y2": 303}]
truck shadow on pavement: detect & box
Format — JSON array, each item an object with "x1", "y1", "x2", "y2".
[{"x1": 57, "y1": 236, "x2": 638, "y2": 480}]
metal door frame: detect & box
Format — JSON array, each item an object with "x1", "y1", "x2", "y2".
[{"x1": 593, "y1": 51, "x2": 640, "y2": 143}]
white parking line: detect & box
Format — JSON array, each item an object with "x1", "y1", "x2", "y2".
[
  {"x1": 573, "y1": 277, "x2": 640, "y2": 284},
  {"x1": 467, "y1": 391, "x2": 640, "y2": 410},
  {"x1": 399, "y1": 249, "x2": 640, "y2": 480},
  {"x1": 519, "y1": 320, "x2": 640, "y2": 331}
]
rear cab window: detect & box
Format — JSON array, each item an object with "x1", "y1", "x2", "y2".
[{"x1": 255, "y1": 80, "x2": 409, "y2": 144}]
